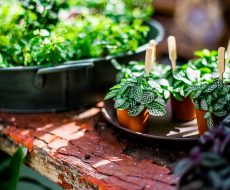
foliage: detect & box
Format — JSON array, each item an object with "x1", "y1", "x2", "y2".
[
  {"x1": 0, "y1": 2, "x2": 150, "y2": 67},
  {"x1": 189, "y1": 49, "x2": 230, "y2": 82},
  {"x1": 165, "y1": 64, "x2": 201, "y2": 101},
  {"x1": 20, "y1": 0, "x2": 68, "y2": 30},
  {"x1": 187, "y1": 80, "x2": 230, "y2": 128},
  {"x1": 105, "y1": 74, "x2": 170, "y2": 117},
  {"x1": 0, "y1": 146, "x2": 27, "y2": 190},
  {"x1": 112, "y1": 60, "x2": 171, "y2": 82},
  {"x1": 175, "y1": 114, "x2": 230, "y2": 190},
  {"x1": 67, "y1": 0, "x2": 153, "y2": 23},
  {"x1": 53, "y1": 16, "x2": 149, "y2": 60}
]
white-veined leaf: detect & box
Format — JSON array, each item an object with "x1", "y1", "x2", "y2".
[
  {"x1": 207, "y1": 117, "x2": 214, "y2": 128},
  {"x1": 114, "y1": 98, "x2": 126, "y2": 109},
  {"x1": 147, "y1": 103, "x2": 166, "y2": 116},
  {"x1": 140, "y1": 92, "x2": 155, "y2": 104},
  {"x1": 133, "y1": 86, "x2": 142, "y2": 102},
  {"x1": 205, "y1": 82, "x2": 218, "y2": 93},
  {"x1": 104, "y1": 90, "x2": 118, "y2": 100},
  {"x1": 154, "y1": 97, "x2": 166, "y2": 106},
  {"x1": 200, "y1": 99, "x2": 208, "y2": 110},
  {"x1": 214, "y1": 110, "x2": 228, "y2": 117},
  {"x1": 128, "y1": 105, "x2": 145, "y2": 116},
  {"x1": 213, "y1": 103, "x2": 224, "y2": 111}
]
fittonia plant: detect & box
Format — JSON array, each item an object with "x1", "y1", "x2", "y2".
[
  {"x1": 187, "y1": 79, "x2": 230, "y2": 128},
  {"x1": 104, "y1": 74, "x2": 170, "y2": 117},
  {"x1": 165, "y1": 64, "x2": 201, "y2": 101}
]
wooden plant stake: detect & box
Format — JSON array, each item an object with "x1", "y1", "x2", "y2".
[
  {"x1": 218, "y1": 47, "x2": 225, "y2": 80},
  {"x1": 167, "y1": 36, "x2": 177, "y2": 71},
  {"x1": 145, "y1": 47, "x2": 154, "y2": 76},
  {"x1": 149, "y1": 40, "x2": 157, "y2": 67}
]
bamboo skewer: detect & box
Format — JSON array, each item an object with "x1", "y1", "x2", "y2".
[
  {"x1": 218, "y1": 47, "x2": 225, "y2": 81},
  {"x1": 145, "y1": 47, "x2": 154, "y2": 76},
  {"x1": 167, "y1": 36, "x2": 177, "y2": 71}
]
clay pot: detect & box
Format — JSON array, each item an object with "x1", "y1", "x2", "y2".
[
  {"x1": 196, "y1": 109, "x2": 225, "y2": 135},
  {"x1": 171, "y1": 95, "x2": 196, "y2": 122},
  {"x1": 117, "y1": 109, "x2": 149, "y2": 133},
  {"x1": 195, "y1": 109, "x2": 208, "y2": 135}
]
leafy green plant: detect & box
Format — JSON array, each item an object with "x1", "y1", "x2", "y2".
[
  {"x1": 67, "y1": 0, "x2": 153, "y2": 23},
  {"x1": 104, "y1": 74, "x2": 170, "y2": 116},
  {"x1": 20, "y1": 0, "x2": 68, "y2": 30},
  {"x1": 0, "y1": 3, "x2": 150, "y2": 67},
  {"x1": 187, "y1": 80, "x2": 230, "y2": 128},
  {"x1": 112, "y1": 60, "x2": 171, "y2": 82},
  {"x1": 188, "y1": 49, "x2": 230, "y2": 82},
  {"x1": 165, "y1": 64, "x2": 201, "y2": 101}
]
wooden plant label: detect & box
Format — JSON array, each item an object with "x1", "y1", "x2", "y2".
[
  {"x1": 145, "y1": 47, "x2": 154, "y2": 76},
  {"x1": 218, "y1": 47, "x2": 225, "y2": 80},
  {"x1": 167, "y1": 36, "x2": 177, "y2": 71},
  {"x1": 149, "y1": 40, "x2": 157, "y2": 67}
]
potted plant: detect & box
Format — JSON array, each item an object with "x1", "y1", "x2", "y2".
[
  {"x1": 165, "y1": 63, "x2": 201, "y2": 121},
  {"x1": 187, "y1": 79, "x2": 230, "y2": 135},
  {"x1": 104, "y1": 74, "x2": 170, "y2": 132}
]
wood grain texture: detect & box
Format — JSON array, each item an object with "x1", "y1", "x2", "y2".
[
  {"x1": 167, "y1": 36, "x2": 177, "y2": 71},
  {"x1": 0, "y1": 106, "x2": 180, "y2": 190},
  {"x1": 218, "y1": 47, "x2": 225, "y2": 80}
]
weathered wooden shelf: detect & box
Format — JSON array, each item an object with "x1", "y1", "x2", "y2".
[{"x1": 0, "y1": 104, "x2": 181, "y2": 190}]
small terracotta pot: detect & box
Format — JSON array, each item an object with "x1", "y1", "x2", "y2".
[
  {"x1": 171, "y1": 95, "x2": 196, "y2": 122},
  {"x1": 195, "y1": 109, "x2": 208, "y2": 135},
  {"x1": 117, "y1": 109, "x2": 149, "y2": 133},
  {"x1": 195, "y1": 109, "x2": 225, "y2": 135}
]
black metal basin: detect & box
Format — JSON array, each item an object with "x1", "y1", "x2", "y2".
[{"x1": 0, "y1": 19, "x2": 164, "y2": 113}]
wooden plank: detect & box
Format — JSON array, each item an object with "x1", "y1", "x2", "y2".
[{"x1": 0, "y1": 106, "x2": 179, "y2": 190}]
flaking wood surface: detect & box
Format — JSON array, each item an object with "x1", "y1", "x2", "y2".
[{"x1": 0, "y1": 104, "x2": 182, "y2": 190}]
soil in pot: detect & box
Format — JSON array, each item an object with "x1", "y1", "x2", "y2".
[
  {"x1": 171, "y1": 95, "x2": 196, "y2": 122},
  {"x1": 195, "y1": 109, "x2": 225, "y2": 135},
  {"x1": 117, "y1": 109, "x2": 149, "y2": 133}
]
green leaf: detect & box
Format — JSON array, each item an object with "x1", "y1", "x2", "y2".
[
  {"x1": 148, "y1": 80, "x2": 160, "y2": 89},
  {"x1": 213, "y1": 103, "x2": 224, "y2": 111},
  {"x1": 200, "y1": 99, "x2": 208, "y2": 111},
  {"x1": 172, "y1": 93, "x2": 183, "y2": 101},
  {"x1": 133, "y1": 86, "x2": 142, "y2": 102},
  {"x1": 214, "y1": 110, "x2": 228, "y2": 117},
  {"x1": 128, "y1": 105, "x2": 145, "y2": 116},
  {"x1": 114, "y1": 98, "x2": 126, "y2": 109},
  {"x1": 207, "y1": 117, "x2": 214, "y2": 128},
  {"x1": 104, "y1": 90, "x2": 118, "y2": 100},
  {"x1": 194, "y1": 99, "x2": 200, "y2": 109},
  {"x1": 186, "y1": 67, "x2": 199, "y2": 82},
  {"x1": 163, "y1": 90, "x2": 170, "y2": 99},
  {"x1": 204, "y1": 112, "x2": 211, "y2": 119},
  {"x1": 140, "y1": 92, "x2": 155, "y2": 104},
  {"x1": 117, "y1": 101, "x2": 129, "y2": 110},
  {"x1": 147, "y1": 102, "x2": 166, "y2": 116},
  {"x1": 205, "y1": 82, "x2": 218, "y2": 93},
  {"x1": 155, "y1": 97, "x2": 166, "y2": 106},
  {"x1": 7, "y1": 146, "x2": 27, "y2": 190}
]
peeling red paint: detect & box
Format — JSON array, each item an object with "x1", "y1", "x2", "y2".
[
  {"x1": 58, "y1": 174, "x2": 73, "y2": 189},
  {"x1": 80, "y1": 175, "x2": 120, "y2": 190},
  {"x1": 5, "y1": 127, "x2": 34, "y2": 152},
  {"x1": 0, "y1": 110, "x2": 178, "y2": 190}
]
